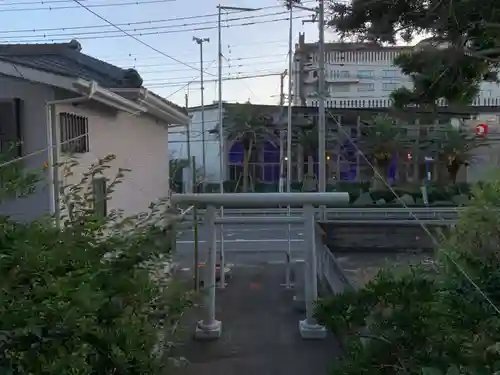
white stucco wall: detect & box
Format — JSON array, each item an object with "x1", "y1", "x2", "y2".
[
  {"x1": 56, "y1": 102, "x2": 170, "y2": 218},
  {"x1": 0, "y1": 76, "x2": 55, "y2": 221}
]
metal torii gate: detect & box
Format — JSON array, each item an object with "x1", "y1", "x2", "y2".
[{"x1": 170, "y1": 192, "x2": 349, "y2": 340}]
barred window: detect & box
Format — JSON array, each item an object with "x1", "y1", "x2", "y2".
[{"x1": 59, "y1": 113, "x2": 89, "y2": 153}]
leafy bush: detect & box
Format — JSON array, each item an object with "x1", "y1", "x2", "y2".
[
  {"x1": 0, "y1": 145, "x2": 42, "y2": 203},
  {"x1": 316, "y1": 178, "x2": 500, "y2": 374},
  {"x1": 0, "y1": 155, "x2": 193, "y2": 375}
]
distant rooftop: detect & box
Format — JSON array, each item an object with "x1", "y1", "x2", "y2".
[{"x1": 295, "y1": 32, "x2": 412, "y2": 53}]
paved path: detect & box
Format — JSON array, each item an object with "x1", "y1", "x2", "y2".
[{"x1": 175, "y1": 263, "x2": 341, "y2": 375}]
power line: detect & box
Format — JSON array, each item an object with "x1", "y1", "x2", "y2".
[
  {"x1": 164, "y1": 60, "x2": 217, "y2": 99},
  {"x1": 2, "y1": 14, "x2": 310, "y2": 43},
  {"x1": 324, "y1": 112, "x2": 500, "y2": 317},
  {"x1": 144, "y1": 71, "x2": 438, "y2": 83},
  {"x1": 1, "y1": 10, "x2": 292, "y2": 39},
  {"x1": 0, "y1": 0, "x2": 174, "y2": 12},
  {"x1": 1, "y1": 0, "x2": 159, "y2": 4},
  {"x1": 150, "y1": 76, "x2": 442, "y2": 89},
  {"x1": 139, "y1": 58, "x2": 287, "y2": 75},
  {"x1": 100, "y1": 40, "x2": 290, "y2": 62},
  {"x1": 69, "y1": 0, "x2": 216, "y2": 77},
  {"x1": 147, "y1": 68, "x2": 283, "y2": 84},
  {"x1": 120, "y1": 52, "x2": 290, "y2": 69},
  {"x1": 0, "y1": 3, "x2": 309, "y2": 33},
  {"x1": 148, "y1": 72, "x2": 283, "y2": 89}
]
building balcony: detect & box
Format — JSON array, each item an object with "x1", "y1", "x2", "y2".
[
  {"x1": 325, "y1": 76, "x2": 359, "y2": 84},
  {"x1": 303, "y1": 62, "x2": 316, "y2": 71}
]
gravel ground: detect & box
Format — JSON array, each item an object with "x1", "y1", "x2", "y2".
[{"x1": 334, "y1": 250, "x2": 435, "y2": 288}]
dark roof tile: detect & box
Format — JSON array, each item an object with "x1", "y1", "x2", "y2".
[
  {"x1": 0, "y1": 40, "x2": 187, "y2": 114},
  {"x1": 0, "y1": 40, "x2": 142, "y2": 88}
]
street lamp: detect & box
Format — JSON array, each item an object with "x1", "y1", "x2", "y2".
[
  {"x1": 216, "y1": 4, "x2": 261, "y2": 289},
  {"x1": 217, "y1": 5, "x2": 261, "y2": 195},
  {"x1": 192, "y1": 36, "x2": 210, "y2": 187}
]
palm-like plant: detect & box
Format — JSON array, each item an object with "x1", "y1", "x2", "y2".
[
  {"x1": 294, "y1": 121, "x2": 318, "y2": 177},
  {"x1": 422, "y1": 125, "x2": 487, "y2": 184},
  {"x1": 292, "y1": 120, "x2": 318, "y2": 191},
  {"x1": 359, "y1": 114, "x2": 406, "y2": 187},
  {"x1": 220, "y1": 103, "x2": 277, "y2": 192}
]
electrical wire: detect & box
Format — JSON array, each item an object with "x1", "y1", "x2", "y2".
[
  {"x1": 140, "y1": 58, "x2": 288, "y2": 75},
  {"x1": 4, "y1": 14, "x2": 310, "y2": 43},
  {"x1": 144, "y1": 75, "x2": 435, "y2": 89},
  {"x1": 2, "y1": 10, "x2": 296, "y2": 40},
  {"x1": 124, "y1": 52, "x2": 291, "y2": 69},
  {"x1": 0, "y1": 0, "x2": 174, "y2": 12},
  {"x1": 69, "y1": 0, "x2": 216, "y2": 77},
  {"x1": 0, "y1": 6, "x2": 305, "y2": 34},
  {"x1": 100, "y1": 40, "x2": 290, "y2": 62},
  {"x1": 164, "y1": 60, "x2": 217, "y2": 99},
  {"x1": 45, "y1": 0, "x2": 500, "y2": 317},
  {"x1": 1, "y1": 0, "x2": 164, "y2": 4},
  {"x1": 148, "y1": 71, "x2": 283, "y2": 88},
  {"x1": 0, "y1": 0, "x2": 315, "y2": 15},
  {"x1": 138, "y1": 58, "x2": 425, "y2": 81},
  {"x1": 0, "y1": 94, "x2": 189, "y2": 171},
  {"x1": 326, "y1": 112, "x2": 500, "y2": 316},
  {"x1": 164, "y1": 72, "x2": 282, "y2": 98}
]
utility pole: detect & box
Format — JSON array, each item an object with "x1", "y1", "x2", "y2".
[
  {"x1": 186, "y1": 90, "x2": 200, "y2": 291},
  {"x1": 185, "y1": 91, "x2": 191, "y2": 181},
  {"x1": 217, "y1": 4, "x2": 260, "y2": 289},
  {"x1": 217, "y1": 5, "x2": 261, "y2": 194},
  {"x1": 279, "y1": 70, "x2": 286, "y2": 106},
  {"x1": 297, "y1": 0, "x2": 326, "y2": 192},
  {"x1": 317, "y1": 0, "x2": 326, "y2": 193},
  {"x1": 279, "y1": 70, "x2": 287, "y2": 193},
  {"x1": 193, "y1": 36, "x2": 209, "y2": 189},
  {"x1": 286, "y1": 3, "x2": 293, "y2": 195},
  {"x1": 217, "y1": 6, "x2": 225, "y2": 290},
  {"x1": 285, "y1": 1, "x2": 293, "y2": 289}
]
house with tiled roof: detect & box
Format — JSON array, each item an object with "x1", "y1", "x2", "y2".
[{"x1": 0, "y1": 39, "x2": 189, "y2": 221}]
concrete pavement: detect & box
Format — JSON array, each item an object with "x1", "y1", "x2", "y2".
[{"x1": 174, "y1": 264, "x2": 340, "y2": 375}]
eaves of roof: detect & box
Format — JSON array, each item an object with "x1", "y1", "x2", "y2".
[{"x1": 0, "y1": 39, "x2": 186, "y2": 115}]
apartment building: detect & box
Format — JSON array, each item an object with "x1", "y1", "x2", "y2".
[{"x1": 292, "y1": 33, "x2": 500, "y2": 109}]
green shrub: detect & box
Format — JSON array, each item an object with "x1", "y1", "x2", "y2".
[
  {"x1": 316, "y1": 178, "x2": 500, "y2": 374},
  {"x1": 0, "y1": 156, "x2": 193, "y2": 375}
]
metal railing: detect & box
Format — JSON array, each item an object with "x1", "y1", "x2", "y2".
[
  {"x1": 315, "y1": 225, "x2": 356, "y2": 295},
  {"x1": 170, "y1": 192, "x2": 349, "y2": 340},
  {"x1": 183, "y1": 207, "x2": 464, "y2": 223}
]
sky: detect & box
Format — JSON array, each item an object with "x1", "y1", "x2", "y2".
[{"x1": 0, "y1": 0, "x2": 334, "y2": 108}]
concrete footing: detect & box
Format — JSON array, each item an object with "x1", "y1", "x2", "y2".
[
  {"x1": 299, "y1": 319, "x2": 327, "y2": 339},
  {"x1": 194, "y1": 320, "x2": 222, "y2": 340}
]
